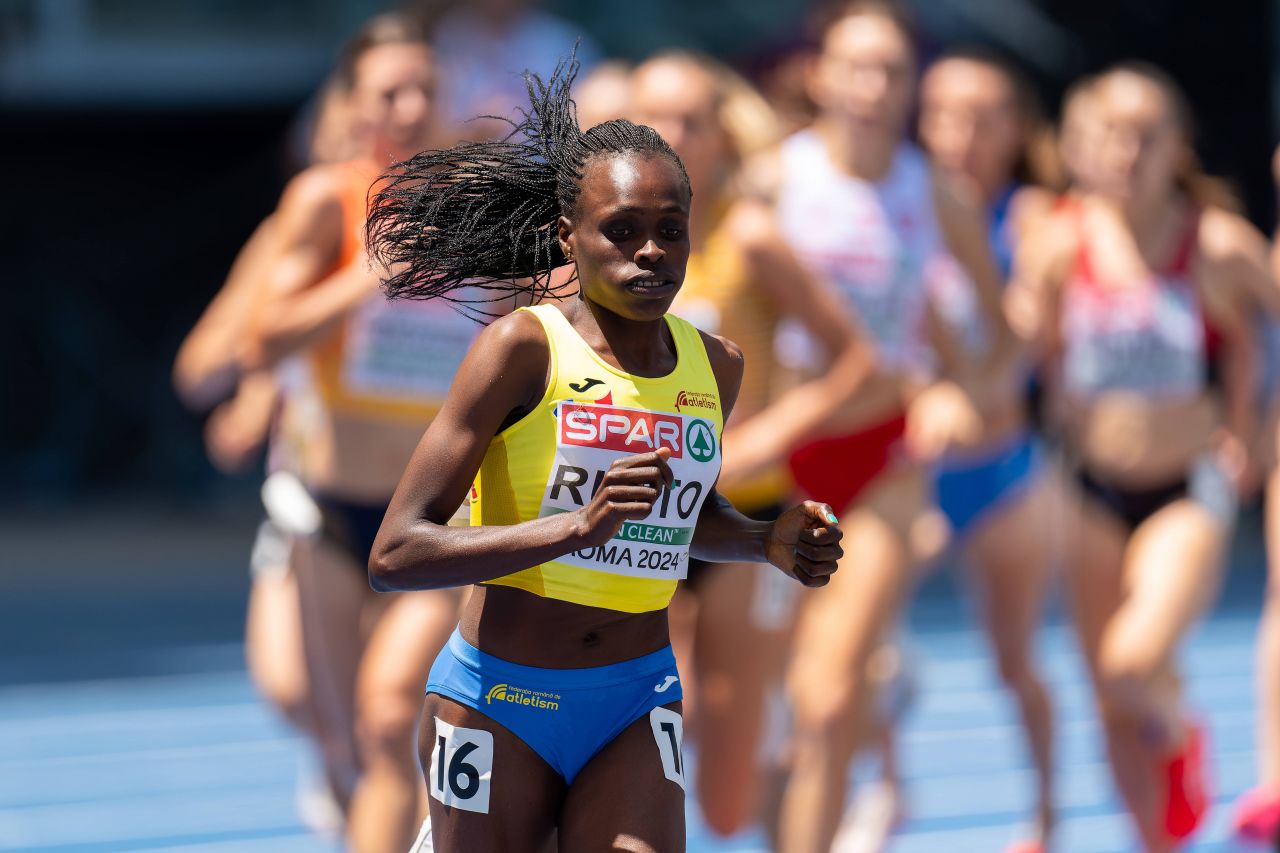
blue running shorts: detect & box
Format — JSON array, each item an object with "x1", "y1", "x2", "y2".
[
  {"x1": 426, "y1": 628, "x2": 684, "y2": 785},
  {"x1": 933, "y1": 431, "x2": 1042, "y2": 539}
]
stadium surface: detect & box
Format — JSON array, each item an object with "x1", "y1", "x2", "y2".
[{"x1": 0, "y1": 507, "x2": 1268, "y2": 852}]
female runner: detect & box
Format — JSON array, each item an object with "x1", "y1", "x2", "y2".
[
  {"x1": 174, "y1": 215, "x2": 315, "y2": 741},
  {"x1": 917, "y1": 49, "x2": 1058, "y2": 852},
  {"x1": 724, "y1": 4, "x2": 1017, "y2": 850},
  {"x1": 365, "y1": 56, "x2": 843, "y2": 851},
  {"x1": 171, "y1": 76, "x2": 359, "y2": 819},
  {"x1": 629, "y1": 50, "x2": 857, "y2": 837},
  {"x1": 1015, "y1": 63, "x2": 1274, "y2": 850},
  {"x1": 241, "y1": 15, "x2": 475, "y2": 853}
]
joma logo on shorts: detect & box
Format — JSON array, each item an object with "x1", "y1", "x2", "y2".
[
  {"x1": 484, "y1": 683, "x2": 560, "y2": 711},
  {"x1": 560, "y1": 403, "x2": 683, "y2": 458}
]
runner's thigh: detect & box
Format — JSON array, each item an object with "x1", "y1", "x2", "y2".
[
  {"x1": 558, "y1": 702, "x2": 687, "y2": 853},
  {"x1": 420, "y1": 692, "x2": 562, "y2": 853}
]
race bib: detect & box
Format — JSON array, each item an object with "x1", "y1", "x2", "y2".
[
  {"x1": 822, "y1": 250, "x2": 929, "y2": 371},
  {"x1": 343, "y1": 297, "x2": 479, "y2": 400},
  {"x1": 649, "y1": 706, "x2": 687, "y2": 791},
  {"x1": 429, "y1": 719, "x2": 493, "y2": 814},
  {"x1": 539, "y1": 401, "x2": 721, "y2": 580},
  {"x1": 1063, "y1": 278, "x2": 1203, "y2": 395}
]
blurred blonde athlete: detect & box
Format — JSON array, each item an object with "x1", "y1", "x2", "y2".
[
  {"x1": 172, "y1": 75, "x2": 359, "y2": 835},
  {"x1": 918, "y1": 49, "x2": 1059, "y2": 853},
  {"x1": 174, "y1": 217, "x2": 311, "y2": 728},
  {"x1": 723, "y1": 3, "x2": 1018, "y2": 850},
  {"x1": 1015, "y1": 63, "x2": 1275, "y2": 851},
  {"x1": 241, "y1": 15, "x2": 478, "y2": 853},
  {"x1": 630, "y1": 50, "x2": 857, "y2": 837}
]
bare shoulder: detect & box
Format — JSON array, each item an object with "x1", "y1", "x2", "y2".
[
  {"x1": 1198, "y1": 205, "x2": 1269, "y2": 264},
  {"x1": 1195, "y1": 205, "x2": 1276, "y2": 312},
  {"x1": 738, "y1": 147, "x2": 786, "y2": 203},
  {"x1": 725, "y1": 195, "x2": 775, "y2": 237},
  {"x1": 279, "y1": 162, "x2": 349, "y2": 212},
  {"x1": 724, "y1": 196, "x2": 784, "y2": 254},
  {"x1": 439, "y1": 307, "x2": 551, "y2": 422},
  {"x1": 693, "y1": 327, "x2": 745, "y2": 416},
  {"x1": 696, "y1": 328, "x2": 745, "y2": 387},
  {"x1": 475, "y1": 306, "x2": 551, "y2": 361},
  {"x1": 697, "y1": 329, "x2": 745, "y2": 367},
  {"x1": 1008, "y1": 185, "x2": 1057, "y2": 235},
  {"x1": 1025, "y1": 203, "x2": 1080, "y2": 263}
]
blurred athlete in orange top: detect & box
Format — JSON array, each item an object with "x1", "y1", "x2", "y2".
[{"x1": 241, "y1": 15, "x2": 481, "y2": 853}]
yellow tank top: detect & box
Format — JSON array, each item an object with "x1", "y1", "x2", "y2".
[
  {"x1": 310, "y1": 160, "x2": 481, "y2": 425},
  {"x1": 473, "y1": 304, "x2": 724, "y2": 613},
  {"x1": 672, "y1": 199, "x2": 789, "y2": 509}
]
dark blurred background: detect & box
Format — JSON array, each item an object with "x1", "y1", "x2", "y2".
[{"x1": 1, "y1": 0, "x2": 1274, "y2": 508}]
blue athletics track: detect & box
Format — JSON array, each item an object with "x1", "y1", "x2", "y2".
[{"x1": 0, "y1": 503, "x2": 1267, "y2": 852}]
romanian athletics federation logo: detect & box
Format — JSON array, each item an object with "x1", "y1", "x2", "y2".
[
  {"x1": 685, "y1": 419, "x2": 717, "y2": 463},
  {"x1": 675, "y1": 390, "x2": 717, "y2": 413},
  {"x1": 484, "y1": 683, "x2": 560, "y2": 711}
]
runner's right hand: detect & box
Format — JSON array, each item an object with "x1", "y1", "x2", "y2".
[
  {"x1": 573, "y1": 448, "x2": 675, "y2": 547},
  {"x1": 766, "y1": 500, "x2": 843, "y2": 587}
]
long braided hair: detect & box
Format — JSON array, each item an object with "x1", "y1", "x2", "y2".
[{"x1": 366, "y1": 54, "x2": 690, "y2": 320}]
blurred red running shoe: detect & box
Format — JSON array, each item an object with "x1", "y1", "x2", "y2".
[
  {"x1": 1160, "y1": 719, "x2": 1209, "y2": 841},
  {"x1": 1002, "y1": 840, "x2": 1044, "y2": 853},
  {"x1": 1232, "y1": 785, "x2": 1280, "y2": 846}
]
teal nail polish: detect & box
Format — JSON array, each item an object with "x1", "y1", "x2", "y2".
[{"x1": 825, "y1": 511, "x2": 838, "y2": 525}]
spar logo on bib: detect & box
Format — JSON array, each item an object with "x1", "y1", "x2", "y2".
[
  {"x1": 560, "y1": 403, "x2": 684, "y2": 457},
  {"x1": 543, "y1": 400, "x2": 721, "y2": 581},
  {"x1": 685, "y1": 419, "x2": 717, "y2": 463}
]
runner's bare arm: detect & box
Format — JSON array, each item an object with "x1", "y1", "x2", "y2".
[
  {"x1": 240, "y1": 167, "x2": 381, "y2": 371},
  {"x1": 202, "y1": 370, "x2": 279, "y2": 474},
  {"x1": 689, "y1": 331, "x2": 843, "y2": 585},
  {"x1": 1202, "y1": 207, "x2": 1280, "y2": 317},
  {"x1": 1200, "y1": 209, "x2": 1277, "y2": 478},
  {"x1": 732, "y1": 197, "x2": 861, "y2": 360},
  {"x1": 687, "y1": 331, "x2": 761, "y2": 559},
  {"x1": 932, "y1": 172, "x2": 1023, "y2": 412},
  {"x1": 713, "y1": 332, "x2": 878, "y2": 487},
  {"x1": 1008, "y1": 207, "x2": 1074, "y2": 369},
  {"x1": 368, "y1": 311, "x2": 674, "y2": 591},
  {"x1": 173, "y1": 214, "x2": 279, "y2": 411}
]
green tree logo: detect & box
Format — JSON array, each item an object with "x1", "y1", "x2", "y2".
[{"x1": 686, "y1": 419, "x2": 717, "y2": 463}]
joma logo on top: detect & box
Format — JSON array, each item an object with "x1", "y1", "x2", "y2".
[{"x1": 560, "y1": 403, "x2": 684, "y2": 458}]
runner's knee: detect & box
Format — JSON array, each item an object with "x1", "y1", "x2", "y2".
[
  {"x1": 699, "y1": 787, "x2": 754, "y2": 838},
  {"x1": 993, "y1": 643, "x2": 1035, "y2": 692},
  {"x1": 1097, "y1": 638, "x2": 1160, "y2": 712},
  {"x1": 790, "y1": 675, "x2": 860, "y2": 753},
  {"x1": 357, "y1": 688, "x2": 423, "y2": 763}
]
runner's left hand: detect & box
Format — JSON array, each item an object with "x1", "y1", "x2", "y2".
[{"x1": 766, "y1": 501, "x2": 843, "y2": 587}]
